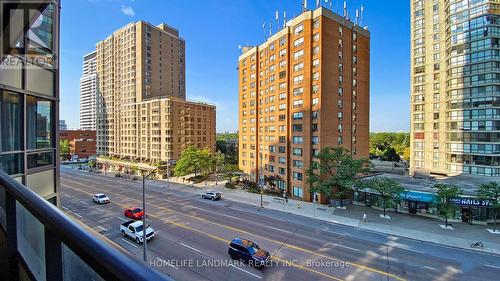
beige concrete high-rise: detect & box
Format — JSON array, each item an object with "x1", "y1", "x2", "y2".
[
  {"x1": 238, "y1": 7, "x2": 370, "y2": 202},
  {"x1": 410, "y1": 0, "x2": 499, "y2": 177},
  {"x1": 95, "y1": 21, "x2": 215, "y2": 165}
]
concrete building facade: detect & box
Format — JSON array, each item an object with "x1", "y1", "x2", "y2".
[
  {"x1": 410, "y1": 0, "x2": 500, "y2": 177},
  {"x1": 60, "y1": 130, "x2": 97, "y2": 159},
  {"x1": 238, "y1": 7, "x2": 370, "y2": 202},
  {"x1": 94, "y1": 21, "x2": 214, "y2": 165},
  {"x1": 79, "y1": 51, "x2": 97, "y2": 130}
]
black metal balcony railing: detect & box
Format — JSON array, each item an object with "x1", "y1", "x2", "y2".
[{"x1": 0, "y1": 170, "x2": 172, "y2": 281}]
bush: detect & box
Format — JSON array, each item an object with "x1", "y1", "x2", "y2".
[
  {"x1": 131, "y1": 176, "x2": 139, "y2": 181},
  {"x1": 114, "y1": 173, "x2": 121, "y2": 177},
  {"x1": 187, "y1": 175, "x2": 207, "y2": 184},
  {"x1": 225, "y1": 182, "x2": 236, "y2": 189},
  {"x1": 264, "y1": 188, "x2": 283, "y2": 196}
]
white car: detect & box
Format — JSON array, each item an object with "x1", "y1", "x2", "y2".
[{"x1": 93, "y1": 193, "x2": 110, "y2": 204}]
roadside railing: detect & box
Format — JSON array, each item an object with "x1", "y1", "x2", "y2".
[{"x1": 0, "y1": 170, "x2": 172, "y2": 281}]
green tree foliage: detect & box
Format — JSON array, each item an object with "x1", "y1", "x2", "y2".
[
  {"x1": 381, "y1": 147, "x2": 401, "y2": 162},
  {"x1": 59, "y1": 139, "x2": 70, "y2": 159},
  {"x1": 435, "y1": 184, "x2": 463, "y2": 227},
  {"x1": 215, "y1": 132, "x2": 238, "y2": 165},
  {"x1": 306, "y1": 147, "x2": 372, "y2": 206},
  {"x1": 477, "y1": 182, "x2": 500, "y2": 232},
  {"x1": 221, "y1": 163, "x2": 240, "y2": 185},
  {"x1": 173, "y1": 146, "x2": 211, "y2": 177},
  {"x1": 370, "y1": 132, "x2": 409, "y2": 158},
  {"x1": 359, "y1": 177, "x2": 405, "y2": 217}
]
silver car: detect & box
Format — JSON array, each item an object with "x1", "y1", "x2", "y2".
[
  {"x1": 202, "y1": 191, "x2": 221, "y2": 201},
  {"x1": 93, "y1": 193, "x2": 110, "y2": 204}
]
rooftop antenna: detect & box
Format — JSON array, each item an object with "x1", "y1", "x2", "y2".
[
  {"x1": 360, "y1": 5, "x2": 364, "y2": 26},
  {"x1": 263, "y1": 22, "x2": 266, "y2": 40},
  {"x1": 329, "y1": 0, "x2": 332, "y2": 10},
  {"x1": 303, "y1": 0, "x2": 307, "y2": 12},
  {"x1": 355, "y1": 9, "x2": 359, "y2": 25},
  {"x1": 343, "y1": 1, "x2": 347, "y2": 18},
  {"x1": 269, "y1": 22, "x2": 273, "y2": 37},
  {"x1": 316, "y1": 0, "x2": 320, "y2": 8},
  {"x1": 283, "y1": 11, "x2": 287, "y2": 28},
  {"x1": 276, "y1": 10, "x2": 279, "y2": 31}
]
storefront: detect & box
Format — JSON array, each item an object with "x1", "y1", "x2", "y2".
[
  {"x1": 399, "y1": 191, "x2": 438, "y2": 216},
  {"x1": 449, "y1": 197, "x2": 493, "y2": 224}
]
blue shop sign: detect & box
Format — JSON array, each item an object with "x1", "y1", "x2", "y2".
[
  {"x1": 450, "y1": 197, "x2": 492, "y2": 207},
  {"x1": 399, "y1": 191, "x2": 436, "y2": 203}
]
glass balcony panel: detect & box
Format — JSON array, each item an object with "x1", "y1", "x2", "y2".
[
  {"x1": 0, "y1": 186, "x2": 5, "y2": 229},
  {"x1": 26, "y1": 169, "x2": 55, "y2": 198},
  {"x1": 62, "y1": 243, "x2": 105, "y2": 281},
  {"x1": 16, "y1": 201, "x2": 46, "y2": 281},
  {"x1": 25, "y1": 65, "x2": 54, "y2": 97},
  {"x1": 0, "y1": 153, "x2": 24, "y2": 175},
  {"x1": 0, "y1": 56, "x2": 22, "y2": 88}
]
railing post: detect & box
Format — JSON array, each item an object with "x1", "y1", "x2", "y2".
[
  {"x1": 45, "y1": 229, "x2": 63, "y2": 281},
  {"x1": 5, "y1": 192, "x2": 19, "y2": 281}
]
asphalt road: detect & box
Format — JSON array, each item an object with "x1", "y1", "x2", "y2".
[{"x1": 59, "y1": 168, "x2": 500, "y2": 281}]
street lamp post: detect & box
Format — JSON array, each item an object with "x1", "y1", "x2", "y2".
[
  {"x1": 259, "y1": 153, "x2": 263, "y2": 208},
  {"x1": 141, "y1": 163, "x2": 167, "y2": 263}
]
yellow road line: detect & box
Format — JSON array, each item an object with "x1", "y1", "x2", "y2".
[{"x1": 61, "y1": 178, "x2": 406, "y2": 281}]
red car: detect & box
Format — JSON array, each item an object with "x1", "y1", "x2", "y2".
[{"x1": 124, "y1": 207, "x2": 144, "y2": 220}]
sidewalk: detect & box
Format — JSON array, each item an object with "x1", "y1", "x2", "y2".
[{"x1": 164, "y1": 175, "x2": 500, "y2": 255}]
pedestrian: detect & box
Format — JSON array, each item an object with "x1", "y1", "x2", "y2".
[{"x1": 362, "y1": 212, "x2": 367, "y2": 222}]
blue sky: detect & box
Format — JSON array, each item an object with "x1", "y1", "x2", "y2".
[{"x1": 61, "y1": 0, "x2": 410, "y2": 132}]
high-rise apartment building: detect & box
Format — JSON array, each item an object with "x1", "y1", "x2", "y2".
[
  {"x1": 94, "y1": 21, "x2": 214, "y2": 165},
  {"x1": 238, "y1": 7, "x2": 370, "y2": 202},
  {"x1": 0, "y1": 1, "x2": 60, "y2": 205},
  {"x1": 79, "y1": 51, "x2": 97, "y2": 130},
  {"x1": 410, "y1": 0, "x2": 500, "y2": 177}
]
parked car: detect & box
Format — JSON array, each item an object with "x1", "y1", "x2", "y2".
[
  {"x1": 124, "y1": 207, "x2": 144, "y2": 220},
  {"x1": 228, "y1": 238, "x2": 270, "y2": 267},
  {"x1": 120, "y1": 220, "x2": 155, "y2": 244},
  {"x1": 201, "y1": 191, "x2": 222, "y2": 201},
  {"x1": 92, "y1": 193, "x2": 109, "y2": 204}
]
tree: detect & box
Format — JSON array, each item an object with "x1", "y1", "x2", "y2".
[
  {"x1": 221, "y1": 163, "x2": 240, "y2": 186},
  {"x1": 173, "y1": 146, "x2": 211, "y2": 177},
  {"x1": 216, "y1": 139, "x2": 228, "y2": 154},
  {"x1": 381, "y1": 147, "x2": 400, "y2": 162},
  {"x1": 359, "y1": 177, "x2": 404, "y2": 217},
  {"x1": 477, "y1": 182, "x2": 500, "y2": 232},
  {"x1": 59, "y1": 139, "x2": 70, "y2": 159},
  {"x1": 435, "y1": 184, "x2": 462, "y2": 227},
  {"x1": 306, "y1": 147, "x2": 371, "y2": 207},
  {"x1": 403, "y1": 147, "x2": 411, "y2": 161}
]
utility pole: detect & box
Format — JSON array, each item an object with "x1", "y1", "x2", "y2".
[
  {"x1": 142, "y1": 172, "x2": 147, "y2": 262},
  {"x1": 259, "y1": 153, "x2": 263, "y2": 208}
]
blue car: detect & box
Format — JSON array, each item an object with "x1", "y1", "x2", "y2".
[{"x1": 228, "y1": 238, "x2": 270, "y2": 267}]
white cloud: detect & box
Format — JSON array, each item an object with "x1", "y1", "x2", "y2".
[{"x1": 120, "y1": 5, "x2": 135, "y2": 17}]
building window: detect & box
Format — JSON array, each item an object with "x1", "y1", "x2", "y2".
[
  {"x1": 292, "y1": 136, "x2": 303, "y2": 144},
  {"x1": 293, "y1": 172, "x2": 303, "y2": 181},
  {"x1": 294, "y1": 24, "x2": 304, "y2": 35},
  {"x1": 293, "y1": 148, "x2": 302, "y2": 156},
  {"x1": 293, "y1": 160, "x2": 304, "y2": 168},
  {"x1": 293, "y1": 186, "x2": 303, "y2": 198},
  {"x1": 27, "y1": 151, "x2": 54, "y2": 169},
  {"x1": 1, "y1": 91, "x2": 22, "y2": 152},
  {"x1": 27, "y1": 96, "x2": 53, "y2": 149},
  {"x1": 312, "y1": 136, "x2": 319, "y2": 145}
]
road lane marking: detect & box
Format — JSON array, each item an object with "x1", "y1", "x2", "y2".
[
  {"x1": 229, "y1": 264, "x2": 262, "y2": 279},
  {"x1": 423, "y1": 265, "x2": 437, "y2": 271},
  {"x1": 72, "y1": 212, "x2": 83, "y2": 218},
  {"x1": 62, "y1": 194, "x2": 71, "y2": 197},
  {"x1": 485, "y1": 264, "x2": 500, "y2": 270},
  {"x1": 121, "y1": 238, "x2": 139, "y2": 248},
  {"x1": 61, "y1": 180, "x2": 406, "y2": 281},
  {"x1": 272, "y1": 256, "x2": 343, "y2": 281},
  {"x1": 264, "y1": 225, "x2": 292, "y2": 234},
  {"x1": 156, "y1": 257, "x2": 178, "y2": 269},
  {"x1": 179, "y1": 242, "x2": 203, "y2": 254},
  {"x1": 97, "y1": 226, "x2": 108, "y2": 232},
  {"x1": 62, "y1": 206, "x2": 69, "y2": 211},
  {"x1": 327, "y1": 242, "x2": 361, "y2": 252},
  {"x1": 80, "y1": 200, "x2": 89, "y2": 205},
  {"x1": 117, "y1": 216, "x2": 128, "y2": 222}
]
